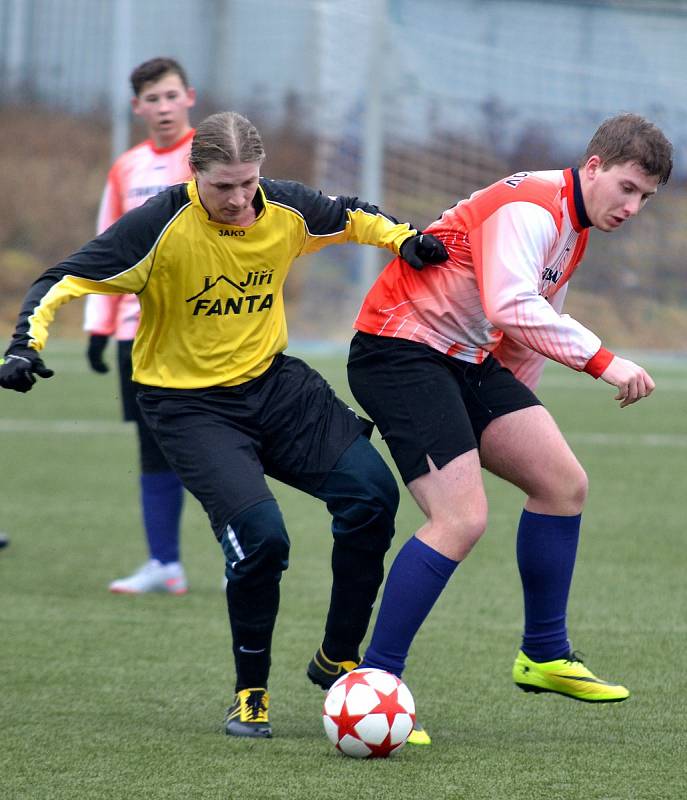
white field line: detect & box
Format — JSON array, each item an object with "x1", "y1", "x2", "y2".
[
  {"x1": 0, "y1": 418, "x2": 685, "y2": 447},
  {"x1": 538, "y1": 376, "x2": 687, "y2": 392},
  {"x1": 568, "y1": 432, "x2": 687, "y2": 447}
]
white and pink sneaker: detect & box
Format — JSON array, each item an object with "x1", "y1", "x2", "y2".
[{"x1": 108, "y1": 559, "x2": 188, "y2": 595}]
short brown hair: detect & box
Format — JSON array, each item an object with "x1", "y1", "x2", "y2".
[
  {"x1": 130, "y1": 57, "x2": 189, "y2": 97},
  {"x1": 580, "y1": 113, "x2": 673, "y2": 185},
  {"x1": 189, "y1": 112, "x2": 266, "y2": 173}
]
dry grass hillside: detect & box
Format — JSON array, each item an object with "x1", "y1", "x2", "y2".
[
  {"x1": 1, "y1": 106, "x2": 686, "y2": 350},
  {"x1": 1, "y1": 107, "x2": 110, "y2": 336}
]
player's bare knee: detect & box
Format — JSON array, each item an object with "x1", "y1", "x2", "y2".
[
  {"x1": 457, "y1": 510, "x2": 488, "y2": 551},
  {"x1": 529, "y1": 463, "x2": 588, "y2": 514},
  {"x1": 424, "y1": 506, "x2": 487, "y2": 555},
  {"x1": 555, "y1": 462, "x2": 588, "y2": 512},
  {"x1": 570, "y1": 465, "x2": 589, "y2": 509}
]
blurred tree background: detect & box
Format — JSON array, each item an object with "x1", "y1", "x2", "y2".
[{"x1": 1, "y1": 0, "x2": 686, "y2": 348}]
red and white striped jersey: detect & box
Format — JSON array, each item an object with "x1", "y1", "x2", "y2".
[
  {"x1": 83, "y1": 130, "x2": 194, "y2": 340},
  {"x1": 354, "y1": 168, "x2": 613, "y2": 389}
]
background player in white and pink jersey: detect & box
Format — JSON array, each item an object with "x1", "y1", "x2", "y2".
[
  {"x1": 348, "y1": 113, "x2": 673, "y2": 736},
  {"x1": 83, "y1": 57, "x2": 196, "y2": 594}
]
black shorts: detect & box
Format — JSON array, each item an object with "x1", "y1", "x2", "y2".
[
  {"x1": 347, "y1": 331, "x2": 541, "y2": 485},
  {"x1": 137, "y1": 353, "x2": 372, "y2": 536},
  {"x1": 115, "y1": 339, "x2": 170, "y2": 472},
  {"x1": 116, "y1": 339, "x2": 141, "y2": 422}
]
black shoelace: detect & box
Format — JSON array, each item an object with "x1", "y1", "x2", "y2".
[
  {"x1": 565, "y1": 650, "x2": 585, "y2": 665},
  {"x1": 245, "y1": 690, "x2": 267, "y2": 719}
]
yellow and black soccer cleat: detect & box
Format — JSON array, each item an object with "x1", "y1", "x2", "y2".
[
  {"x1": 308, "y1": 647, "x2": 433, "y2": 745},
  {"x1": 306, "y1": 647, "x2": 360, "y2": 690},
  {"x1": 224, "y1": 688, "x2": 272, "y2": 738},
  {"x1": 513, "y1": 650, "x2": 630, "y2": 703}
]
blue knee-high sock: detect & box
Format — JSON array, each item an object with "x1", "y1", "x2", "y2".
[
  {"x1": 140, "y1": 471, "x2": 184, "y2": 564},
  {"x1": 516, "y1": 509, "x2": 581, "y2": 662},
  {"x1": 362, "y1": 536, "x2": 459, "y2": 677}
]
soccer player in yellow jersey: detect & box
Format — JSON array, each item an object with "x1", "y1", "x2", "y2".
[{"x1": 0, "y1": 111, "x2": 447, "y2": 739}]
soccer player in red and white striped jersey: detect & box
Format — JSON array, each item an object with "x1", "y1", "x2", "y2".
[{"x1": 349, "y1": 114, "x2": 673, "y2": 731}]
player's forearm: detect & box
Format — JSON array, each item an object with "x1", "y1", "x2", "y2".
[
  {"x1": 344, "y1": 208, "x2": 415, "y2": 253},
  {"x1": 487, "y1": 294, "x2": 605, "y2": 374},
  {"x1": 8, "y1": 263, "x2": 136, "y2": 354},
  {"x1": 7, "y1": 271, "x2": 66, "y2": 352}
]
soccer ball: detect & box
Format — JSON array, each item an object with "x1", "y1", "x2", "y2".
[{"x1": 322, "y1": 668, "x2": 416, "y2": 758}]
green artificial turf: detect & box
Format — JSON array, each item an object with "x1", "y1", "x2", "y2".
[{"x1": 1, "y1": 341, "x2": 685, "y2": 799}]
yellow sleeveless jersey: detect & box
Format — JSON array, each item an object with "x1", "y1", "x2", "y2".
[{"x1": 11, "y1": 179, "x2": 416, "y2": 388}]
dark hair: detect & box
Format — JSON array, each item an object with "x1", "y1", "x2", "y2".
[
  {"x1": 130, "y1": 57, "x2": 189, "y2": 97},
  {"x1": 580, "y1": 113, "x2": 673, "y2": 185},
  {"x1": 189, "y1": 112, "x2": 266, "y2": 172}
]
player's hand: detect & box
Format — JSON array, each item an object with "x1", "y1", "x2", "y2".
[
  {"x1": 399, "y1": 233, "x2": 448, "y2": 270},
  {"x1": 600, "y1": 356, "x2": 655, "y2": 408},
  {"x1": 87, "y1": 334, "x2": 110, "y2": 374},
  {"x1": 0, "y1": 346, "x2": 55, "y2": 393}
]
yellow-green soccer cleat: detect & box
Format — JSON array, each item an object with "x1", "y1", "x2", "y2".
[
  {"x1": 224, "y1": 688, "x2": 272, "y2": 737},
  {"x1": 513, "y1": 650, "x2": 630, "y2": 703},
  {"x1": 307, "y1": 647, "x2": 360, "y2": 690},
  {"x1": 406, "y1": 720, "x2": 432, "y2": 746}
]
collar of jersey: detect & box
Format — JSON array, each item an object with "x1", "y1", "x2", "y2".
[
  {"x1": 148, "y1": 128, "x2": 195, "y2": 155},
  {"x1": 564, "y1": 167, "x2": 592, "y2": 231}
]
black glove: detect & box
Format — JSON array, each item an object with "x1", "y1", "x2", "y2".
[
  {"x1": 87, "y1": 334, "x2": 110, "y2": 374},
  {"x1": 399, "y1": 233, "x2": 448, "y2": 270},
  {"x1": 0, "y1": 346, "x2": 55, "y2": 393}
]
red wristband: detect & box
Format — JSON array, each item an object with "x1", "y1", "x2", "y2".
[{"x1": 584, "y1": 347, "x2": 614, "y2": 379}]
